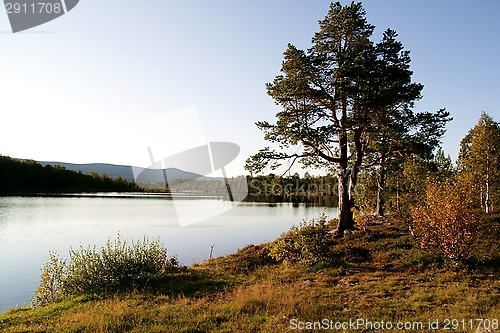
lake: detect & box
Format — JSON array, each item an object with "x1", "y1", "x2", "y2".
[{"x1": 0, "y1": 194, "x2": 337, "y2": 312}]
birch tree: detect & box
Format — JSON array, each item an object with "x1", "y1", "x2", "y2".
[{"x1": 458, "y1": 112, "x2": 500, "y2": 213}]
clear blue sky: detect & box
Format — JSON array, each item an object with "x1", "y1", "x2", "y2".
[{"x1": 1, "y1": 1, "x2": 499, "y2": 176}]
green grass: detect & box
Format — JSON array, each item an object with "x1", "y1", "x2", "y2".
[{"x1": 1, "y1": 215, "x2": 500, "y2": 332}]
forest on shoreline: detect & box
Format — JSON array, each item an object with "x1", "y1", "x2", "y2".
[{"x1": 0, "y1": 156, "x2": 141, "y2": 194}]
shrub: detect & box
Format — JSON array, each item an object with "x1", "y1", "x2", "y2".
[
  {"x1": 32, "y1": 251, "x2": 66, "y2": 306},
  {"x1": 32, "y1": 234, "x2": 175, "y2": 306},
  {"x1": 267, "y1": 213, "x2": 333, "y2": 264},
  {"x1": 411, "y1": 179, "x2": 482, "y2": 262}
]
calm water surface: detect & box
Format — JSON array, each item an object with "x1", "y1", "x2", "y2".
[{"x1": 0, "y1": 195, "x2": 337, "y2": 312}]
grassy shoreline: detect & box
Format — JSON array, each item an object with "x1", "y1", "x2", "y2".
[{"x1": 1, "y1": 216, "x2": 499, "y2": 332}]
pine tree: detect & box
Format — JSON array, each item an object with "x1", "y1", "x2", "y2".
[{"x1": 245, "y1": 2, "x2": 444, "y2": 235}]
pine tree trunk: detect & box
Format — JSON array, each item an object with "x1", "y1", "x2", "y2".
[{"x1": 335, "y1": 167, "x2": 354, "y2": 237}]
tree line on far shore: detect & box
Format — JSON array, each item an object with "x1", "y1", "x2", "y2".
[{"x1": 0, "y1": 156, "x2": 141, "y2": 194}]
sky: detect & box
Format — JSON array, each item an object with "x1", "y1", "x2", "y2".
[{"x1": 1, "y1": 0, "x2": 500, "y2": 177}]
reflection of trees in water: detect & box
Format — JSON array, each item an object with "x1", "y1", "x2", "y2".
[{"x1": 244, "y1": 193, "x2": 337, "y2": 207}]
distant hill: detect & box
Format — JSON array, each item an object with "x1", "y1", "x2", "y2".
[{"x1": 37, "y1": 161, "x2": 206, "y2": 182}]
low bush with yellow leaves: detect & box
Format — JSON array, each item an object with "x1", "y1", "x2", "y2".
[{"x1": 411, "y1": 178, "x2": 482, "y2": 262}]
